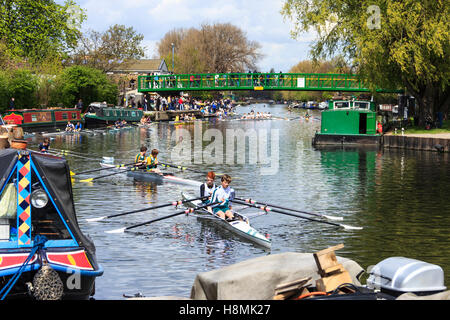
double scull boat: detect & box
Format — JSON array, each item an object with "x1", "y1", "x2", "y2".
[
  {"x1": 181, "y1": 192, "x2": 271, "y2": 249},
  {"x1": 99, "y1": 163, "x2": 202, "y2": 187}
]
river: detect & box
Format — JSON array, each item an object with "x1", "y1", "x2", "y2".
[{"x1": 29, "y1": 104, "x2": 450, "y2": 299}]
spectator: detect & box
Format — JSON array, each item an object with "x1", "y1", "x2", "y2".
[
  {"x1": 9, "y1": 97, "x2": 15, "y2": 110},
  {"x1": 76, "y1": 99, "x2": 83, "y2": 111}
]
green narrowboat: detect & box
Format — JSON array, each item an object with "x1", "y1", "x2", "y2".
[
  {"x1": 2, "y1": 108, "x2": 82, "y2": 130},
  {"x1": 313, "y1": 99, "x2": 381, "y2": 146},
  {"x1": 83, "y1": 103, "x2": 143, "y2": 128}
]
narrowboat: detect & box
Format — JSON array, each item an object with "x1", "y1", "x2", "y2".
[
  {"x1": 84, "y1": 103, "x2": 143, "y2": 128},
  {"x1": 2, "y1": 108, "x2": 83, "y2": 130},
  {"x1": 313, "y1": 98, "x2": 381, "y2": 146},
  {"x1": 0, "y1": 144, "x2": 103, "y2": 300}
]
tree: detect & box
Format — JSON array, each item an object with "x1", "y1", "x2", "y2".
[
  {"x1": 0, "y1": 71, "x2": 9, "y2": 112},
  {"x1": 69, "y1": 24, "x2": 145, "y2": 72},
  {"x1": 0, "y1": 0, "x2": 85, "y2": 62},
  {"x1": 7, "y1": 69, "x2": 39, "y2": 108},
  {"x1": 282, "y1": 59, "x2": 349, "y2": 102},
  {"x1": 281, "y1": 0, "x2": 450, "y2": 123},
  {"x1": 50, "y1": 65, "x2": 118, "y2": 109},
  {"x1": 158, "y1": 23, "x2": 262, "y2": 74}
]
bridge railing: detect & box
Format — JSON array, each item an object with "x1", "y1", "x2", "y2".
[{"x1": 138, "y1": 72, "x2": 369, "y2": 92}]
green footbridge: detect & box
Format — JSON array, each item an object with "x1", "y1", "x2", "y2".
[{"x1": 137, "y1": 72, "x2": 401, "y2": 94}]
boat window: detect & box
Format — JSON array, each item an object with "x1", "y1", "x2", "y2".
[
  {"x1": 72, "y1": 113, "x2": 78, "y2": 119},
  {"x1": 62, "y1": 113, "x2": 68, "y2": 120},
  {"x1": 355, "y1": 101, "x2": 370, "y2": 109},
  {"x1": 334, "y1": 101, "x2": 350, "y2": 109},
  {"x1": 31, "y1": 115, "x2": 37, "y2": 122},
  {"x1": 131, "y1": 111, "x2": 136, "y2": 117}
]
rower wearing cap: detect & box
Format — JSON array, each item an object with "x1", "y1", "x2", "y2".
[
  {"x1": 200, "y1": 171, "x2": 216, "y2": 203},
  {"x1": 208, "y1": 174, "x2": 235, "y2": 221}
]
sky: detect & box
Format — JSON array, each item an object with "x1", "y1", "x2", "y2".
[{"x1": 60, "y1": 0, "x2": 316, "y2": 72}]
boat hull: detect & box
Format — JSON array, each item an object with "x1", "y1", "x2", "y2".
[
  {"x1": 99, "y1": 163, "x2": 202, "y2": 186},
  {"x1": 0, "y1": 248, "x2": 103, "y2": 300},
  {"x1": 313, "y1": 133, "x2": 381, "y2": 146}
]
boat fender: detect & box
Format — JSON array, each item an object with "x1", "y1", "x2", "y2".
[{"x1": 28, "y1": 264, "x2": 64, "y2": 300}]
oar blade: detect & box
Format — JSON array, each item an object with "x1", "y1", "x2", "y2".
[
  {"x1": 86, "y1": 216, "x2": 107, "y2": 222},
  {"x1": 79, "y1": 178, "x2": 94, "y2": 183},
  {"x1": 341, "y1": 224, "x2": 363, "y2": 231},
  {"x1": 105, "y1": 227, "x2": 127, "y2": 234}
]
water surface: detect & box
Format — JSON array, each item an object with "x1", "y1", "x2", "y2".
[{"x1": 29, "y1": 104, "x2": 449, "y2": 299}]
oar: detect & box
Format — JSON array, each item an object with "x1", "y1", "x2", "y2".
[
  {"x1": 46, "y1": 149, "x2": 103, "y2": 162},
  {"x1": 234, "y1": 197, "x2": 343, "y2": 221},
  {"x1": 231, "y1": 199, "x2": 362, "y2": 230},
  {"x1": 86, "y1": 196, "x2": 207, "y2": 222},
  {"x1": 71, "y1": 162, "x2": 136, "y2": 176},
  {"x1": 159, "y1": 162, "x2": 205, "y2": 174},
  {"x1": 159, "y1": 162, "x2": 233, "y2": 178},
  {"x1": 105, "y1": 202, "x2": 220, "y2": 234},
  {"x1": 79, "y1": 167, "x2": 139, "y2": 183}
]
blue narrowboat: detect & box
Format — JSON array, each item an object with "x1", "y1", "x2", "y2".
[{"x1": 0, "y1": 144, "x2": 103, "y2": 300}]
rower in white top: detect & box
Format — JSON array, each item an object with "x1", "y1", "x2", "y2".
[
  {"x1": 207, "y1": 174, "x2": 235, "y2": 221},
  {"x1": 200, "y1": 171, "x2": 217, "y2": 203}
]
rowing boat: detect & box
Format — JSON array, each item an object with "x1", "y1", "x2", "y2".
[
  {"x1": 99, "y1": 163, "x2": 202, "y2": 186},
  {"x1": 181, "y1": 192, "x2": 271, "y2": 249}
]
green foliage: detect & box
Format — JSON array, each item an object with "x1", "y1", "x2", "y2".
[
  {"x1": 0, "y1": 0, "x2": 85, "y2": 62},
  {"x1": 0, "y1": 71, "x2": 9, "y2": 112},
  {"x1": 281, "y1": 0, "x2": 449, "y2": 120},
  {"x1": 50, "y1": 66, "x2": 118, "y2": 108},
  {"x1": 6, "y1": 69, "x2": 39, "y2": 108},
  {"x1": 69, "y1": 24, "x2": 145, "y2": 72}
]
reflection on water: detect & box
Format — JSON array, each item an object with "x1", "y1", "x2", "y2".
[{"x1": 28, "y1": 104, "x2": 450, "y2": 299}]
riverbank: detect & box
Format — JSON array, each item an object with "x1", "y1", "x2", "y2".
[{"x1": 382, "y1": 132, "x2": 450, "y2": 152}]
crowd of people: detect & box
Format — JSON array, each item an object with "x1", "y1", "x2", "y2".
[{"x1": 131, "y1": 94, "x2": 236, "y2": 115}]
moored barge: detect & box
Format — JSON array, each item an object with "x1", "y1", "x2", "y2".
[
  {"x1": 0, "y1": 144, "x2": 103, "y2": 300},
  {"x1": 2, "y1": 108, "x2": 83, "y2": 130},
  {"x1": 313, "y1": 98, "x2": 381, "y2": 146}
]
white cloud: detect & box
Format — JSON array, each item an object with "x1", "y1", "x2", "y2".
[{"x1": 60, "y1": 0, "x2": 316, "y2": 72}]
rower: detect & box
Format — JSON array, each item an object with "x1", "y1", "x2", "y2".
[
  {"x1": 75, "y1": 122, "x2": 82, "y2": 131},
  {"x1": 65, "y1": 121, "x2": 75, "y2": 132},
  {"x1": 200, "y1": 171, "x2": 216, "y2": 203},
  {"x1": 209, "y1": 174, "x2": 235, "y2": 221},
  {"x1": 135, "y1": 146, "x2": 147, "y2": 169},
  {"x1": 146, "y1": 149, "x2": 161, "y2": 174},
  {"x1": 38, "y1": 138, "x2": 50, "y2": 153}
]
